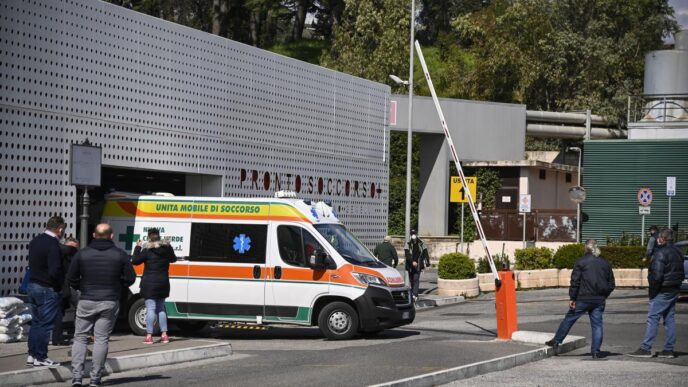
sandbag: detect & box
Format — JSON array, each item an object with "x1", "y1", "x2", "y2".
[{"x1": 0, "y1": 297, "x2": 23, "y2": 311}]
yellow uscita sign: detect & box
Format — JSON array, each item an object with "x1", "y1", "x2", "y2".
[{"x1": 103, "y1": 200, "x2": 310, "y2": 222}]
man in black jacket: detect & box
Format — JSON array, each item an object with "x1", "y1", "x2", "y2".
[
  {"x1": 68, "y1": 223, "x2": 136, "y2": 387},
  {"x1": 26, "y1": 216, "x2": 67, "y2": 367},
  {"x1": 628, "y1": 229, "x2": 685, "y2": 359},
  {"x1": 405, "y1": 230, "x2": 431, "y2": 301},
  {"x1": 546, "y1": 239, "x2": 615, "y2": 359}
]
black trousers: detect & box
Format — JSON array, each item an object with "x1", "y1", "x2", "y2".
[{"x1": 408, "y1": 271, "x2": 421, "y2": 297}]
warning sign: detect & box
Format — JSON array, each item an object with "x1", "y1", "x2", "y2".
[
  {"x1": 637, "y1": 187, "x2": 653, "y2": 206},
  {"x1": 450, "y1": 176, "x2": 477, "y2": 203}
]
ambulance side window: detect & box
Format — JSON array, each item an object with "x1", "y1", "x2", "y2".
[
  {"x1": 189, "y1": 223, "x2": 266, "y2": 264},
  {"x1": 277, "y1": 226, "x2": 324, "y2": 268}
]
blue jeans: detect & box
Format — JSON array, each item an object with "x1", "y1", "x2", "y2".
[
  {"x1": 554, "y1": 300, "x2": 605, "y2": 353},
  {"x1": 145, "y1": 299, "x2": 168, "y2": 334},
  {"x1": 640, "y1": 292, "x2": 678, "y2": 351},
  {"x1": 27, "y1": 282, "x2": 60, "y2": 360}
]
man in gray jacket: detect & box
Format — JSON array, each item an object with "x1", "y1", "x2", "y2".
[
  {"x1": 67, "y1": 224, "x2": 135, "y2": 387},
  {"x1": 628, "y1": 229, "x2": 685, "y2": 359}
]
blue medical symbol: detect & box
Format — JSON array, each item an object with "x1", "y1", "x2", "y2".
[{"x1": 233, "y1": 234, "x2": 252, "y2": 254}]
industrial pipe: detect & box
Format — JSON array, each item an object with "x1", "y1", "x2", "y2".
[
  {"x1": 526, "y1": 123, "x2": 627, "y2": 139},
  {"x1": 526, "y1": 110, "x2": 611, "y2": 126}
]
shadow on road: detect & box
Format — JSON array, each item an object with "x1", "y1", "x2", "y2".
[{"x1": 104, "y1": 375, "x2": 171, "y2": 385}]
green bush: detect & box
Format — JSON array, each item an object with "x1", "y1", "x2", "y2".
[
  {"x1": 438, "y1": 253, "x2": 476, "y2": 280},
  {"x1": 514, "y1": 247, "x2": 553, "y2": 270},
  {"x1": 553, "y1": 244, "x2": 585, "y2": 269},
  {"x1": 600, "y1": 246, "x2": 645, "y2": 269},
  {"x1": 477, "y1": 253, "x2": 511, "y2": 273}
]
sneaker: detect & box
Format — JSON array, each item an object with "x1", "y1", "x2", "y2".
[
  {"x1": 627, "y1": 348, "x2": 653, "y2": 358},
  {"x1": 26, "y1": 355, "x2": 34, "y2": 366},
  {"x1": 160, "y1": 334, "x2": 170, "y2": 344},
  {"x1": 656, "y1": 350, "x2": 676, "y2": 358},
  {"x1": 143, "y1": 335, "x2": 154, "y2": 345},
  {"x1": 33, "y1": 358, "x2": 58, "y2": 367},
  {"x1": 72, "y1": 379, "x2": 83, "y2": 387},
  {"x1": 89, "y1": 378, "x2": 102, "y2": 386}
]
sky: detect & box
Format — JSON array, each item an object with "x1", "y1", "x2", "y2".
[{"x1": 669, "y1": 0, "x2": 688, "y2": 42}]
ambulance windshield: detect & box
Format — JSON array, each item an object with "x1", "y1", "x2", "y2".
[{"x1": 314, "y1": 224, "x2": 379, "y2": 266}]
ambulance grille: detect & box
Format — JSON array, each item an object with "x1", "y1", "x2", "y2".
[{"x1": 392, "y1": 290, "x2": 412, "y2": 305}]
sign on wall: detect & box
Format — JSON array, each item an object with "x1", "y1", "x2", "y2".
[{"x1": 450, "y1": 176, "x2": 477, "y2": 203}]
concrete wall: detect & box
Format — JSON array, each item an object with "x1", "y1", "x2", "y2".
[{"x1": 522, "y1": 167, "x2": 576, "y2": 210}]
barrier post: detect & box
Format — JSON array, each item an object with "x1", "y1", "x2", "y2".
[{"x1": 495, "y1": 271, "x2": 518, "y2": 339}]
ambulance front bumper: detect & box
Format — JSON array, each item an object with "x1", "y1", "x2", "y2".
[{"x1": 354, "y1": 285, "x2": 415, "y2": 332}]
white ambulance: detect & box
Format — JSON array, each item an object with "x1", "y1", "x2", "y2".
[{"x1": 102, "y1": 192, "x2": 414, "y2": 340}]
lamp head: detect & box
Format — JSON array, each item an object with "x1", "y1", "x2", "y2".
[{"x1": 389, "y1": 74, "x2": 409, "y2": 86}]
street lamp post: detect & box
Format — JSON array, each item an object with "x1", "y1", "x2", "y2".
[
  {"x1": 569, "y1": 147, "x2": 582, "y2": 242},
  {"x1": 389, "y1": 1, "x2": 415, "y2": 246}
]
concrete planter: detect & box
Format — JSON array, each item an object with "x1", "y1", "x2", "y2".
[
  {"x1": 438, "y1": 277, "x2": 480, "y2": 297},
  {"x1": 517, "y1": 269, "x2": 559, "y2": 289},
  {"x1": 558, "y1": 269, "x2": 572, "y2": 288},
  {"x1": 641, "y1": 268, "x2": 649, "y2": 287},
  {"x1": 478, "y1": 273, "x2": 496, "y2": 292},
  {"x1": 613, "y1": 269, "x2": 643, "y2": 287}
]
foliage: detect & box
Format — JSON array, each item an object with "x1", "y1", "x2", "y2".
[
  {"x1": 387, "y1": 132, "x2": 420, "y2": 235},
  {"x1": 605, "y1": 233, "x2": 643, "y2": 247},
  {"x1": 477, "y1": 253, "x2": 511, "y2": 273},
  {"x1": 268, "y1": 40, "x2": 328, "y2": 65},
  {"x1": 438, "y1": 253, "x2": 476, "y2": 279},
  {"x1": 552, "y1": 243, "x2": 584, "y2": 269},
  {"x1": 600, "y1": 246, "x2": 645, "y2": 269},
  {"x1": 514, "y1": 247, "x2": 553, "y2": 270},
  {"x1": 320, "y1": 0, "x2": 410, "y2": 84},
  {"x1": 417, "y1": 0, "x2": 487, "y2": 44}
]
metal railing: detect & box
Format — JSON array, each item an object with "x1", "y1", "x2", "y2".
[{"x1": 628, "y1": 94, "x2": 688, "y2": 125}]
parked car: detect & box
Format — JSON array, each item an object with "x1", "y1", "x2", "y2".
[{"x1": 676, "y1": 240, "x2": 688, "y2": 294}]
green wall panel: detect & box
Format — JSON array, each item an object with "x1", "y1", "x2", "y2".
[{"x1": 582, "y1": 139, "x2": 688, "y2": 243}]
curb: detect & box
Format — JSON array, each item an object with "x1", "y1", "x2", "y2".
[
  {"x1": 415, "y1": 296, "x2": 465, "y2": 310},
  {"x1": 1, "y1": 342, "x2": 232, "y2": 387},
  {"x1": 371, "y1": 331, "x2": 585, "y2": 387}
]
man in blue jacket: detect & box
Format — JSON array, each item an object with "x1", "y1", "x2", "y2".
[
  {"x1": 628, "y1": 229, "x2": 685, "y2": 358},
  {"x1": 26, "y1": 216, "x2": 67, "y2": 367},
  {"x1": 546, "y1": 239, "x2": 615, "y2": 359},
  {"x1": 68, "y1": 223, "x2": 136, "y2": 387}
]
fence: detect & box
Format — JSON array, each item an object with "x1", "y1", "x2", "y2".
[{"x1": 479, "y1": 210, "x2": 577, "y2": 242}]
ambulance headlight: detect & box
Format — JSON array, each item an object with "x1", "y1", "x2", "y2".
[{"x1": 352, "y1": 272, "x2": 388, "y2": 287}]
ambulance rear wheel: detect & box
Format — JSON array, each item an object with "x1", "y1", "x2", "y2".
[
  {"x1": 128, "y1": 298, "x2": 159, "y2": 336},
  {"x1": 318, "y1": 302, "x2": 359, "y2": 340}
]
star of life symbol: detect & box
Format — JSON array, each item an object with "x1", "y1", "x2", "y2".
[{"x1": 233, "y1": 234, "x2": 251, "y2": 254}]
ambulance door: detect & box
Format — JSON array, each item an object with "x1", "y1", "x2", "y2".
[
  {"x1": 185, "y1": 221, "x2": 267, "y2": 322},
  {"x1": 111, "y1": 220, "x2": 190, "y2": 318},
  {"x1": 265, "y1": 223, "x2": 330, "y2": 324}
]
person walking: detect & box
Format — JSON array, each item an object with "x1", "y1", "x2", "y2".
[
  {"x1": 405, "y1": 230, "x2": 430, "y2": 301},
  {"x1": 68, "y1": 223, "x2": 136, "y2": 387},
  {"x1": 373, "y1": 235, "x2": 398, "y2": 268},
  {"x1": 628, "y1": 228, "x2": 685, "y2": 359},
  {"x1": 132, "y1": 228, "x2": 177, "y2": 344},
  {"x1": 546, "y1": 239, "x2": 615, "y2": 359},
  {"x1": 26, "y1": 216, "x2": 67, "y2": 367},
  {"x1": 645, "y1": 225, "x2": 659, "y2": 261}
]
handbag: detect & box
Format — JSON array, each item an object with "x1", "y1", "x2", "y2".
[{"x1": 18, "y1": 267, "x2": 30, "y2": 294}]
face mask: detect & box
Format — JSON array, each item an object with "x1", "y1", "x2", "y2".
[{"x1": 411, "y1": 235, "x2": 417, "y2": 240}]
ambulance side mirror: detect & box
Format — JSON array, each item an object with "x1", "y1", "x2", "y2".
[{"x1": 309, "y1": 249, "x2": 333, "y2": 270}]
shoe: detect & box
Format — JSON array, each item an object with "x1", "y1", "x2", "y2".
[
  {"x1": 26, "y1": 355, "x2": 34, "y2": 366},
  {"x1": 627, "y1": 348, "x2": 653, "y2": 358},
  {"x1": 89, "y1": 378, "x2": 102, "y2": 386},
  {"x1": 656, "y1": 350, "x2": 675, "y2": 358},
  {"x1": 545, "y1": 339, "x2": 560, "y2": 355},
  {"x1": 591, "y1": 352, "x2": 604, "y2": 359},
  {"x1": 33, "y1": 358, "x2": 58, "y2": 367},
  {"x1": 143, "y1": 335, "x2": 154, "y2": 345},
  {"x1": 72, "y1": 379, "x2": 83, "y2": 387},
  {"x1": 160, "y1": 334, "x2": 170, "y2": 344}
]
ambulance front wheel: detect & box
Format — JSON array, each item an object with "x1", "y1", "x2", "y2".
[
  {"x1": 128, "y1": 298, "x2": 159, "y2": 336},
  {"x1": 317, "y1": 302, "x2": 359, "y2": 340}
]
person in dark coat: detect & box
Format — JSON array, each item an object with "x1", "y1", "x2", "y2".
[
  {"x1": 52, "y1": 237, "x2": 79, "y2": 346},
  {"x1": 132, "y1": 228, "x2": 177, "y2": 344},
  {"x1": 546, "y1": 239, "x2": 615, "y2": 359},
  {"x1": 404, "y1": 230, "x2": 430, "y2": 301},
  {"x1": 373, "y1": 235, "x2": 399, "y2": 267}
]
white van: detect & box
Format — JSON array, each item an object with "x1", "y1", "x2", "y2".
[{"x1": 102, "y1": 192, "x2": 415, "y2": 340}]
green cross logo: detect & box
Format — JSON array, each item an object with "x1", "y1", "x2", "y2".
[{"x1": 118, "y1": 226, "x2": 140, "y2": 251}]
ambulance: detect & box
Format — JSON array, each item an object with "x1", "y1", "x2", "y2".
[{"x1": 102, "y1": 191, "x2": 415, "y2": 340}]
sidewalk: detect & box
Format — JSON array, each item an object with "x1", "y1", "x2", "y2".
[{"x1": 0, "y1": 334, "x2": 231, "y2": 386}]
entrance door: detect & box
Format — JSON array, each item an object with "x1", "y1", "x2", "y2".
[{"x1": 185, "y1": 222, "x2": 267, "y2": 321}]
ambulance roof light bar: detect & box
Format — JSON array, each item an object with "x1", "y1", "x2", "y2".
[{"x1": 275, "y1": 190, "x2": 298, "y2": 198}]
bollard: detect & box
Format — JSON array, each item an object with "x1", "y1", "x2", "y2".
[{"x1": 495, "y1": 270, "x2": 517, "y2": 339}]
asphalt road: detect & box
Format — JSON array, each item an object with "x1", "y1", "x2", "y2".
[{"x1": 42, "y1": 288, "x2": 687, "y2": 387}]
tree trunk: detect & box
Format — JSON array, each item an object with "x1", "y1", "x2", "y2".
[
  {"x1": 212, "y1": 0, "x2": 229, "y2": 36},
  {"x1": 250, "y1": 10, "x2": 261, "y2": 47},
  {"x1": 292, "y1": 0, "x2": 310, "y2": 41}
]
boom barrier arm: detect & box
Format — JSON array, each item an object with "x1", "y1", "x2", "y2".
[{"x1": 414, "y1": 40, "x2": 501, "y2": 287}]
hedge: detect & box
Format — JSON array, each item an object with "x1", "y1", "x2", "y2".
[
  {"x1": 438, "y1": 253, "x2": 476, "y2": 280},
  {"x1": 477, "y1": 253, "x2": 511, "y2": 273},
  {"x1": 514, "y1": 247, "x2": 553, "y2": 270},
  {"x1": 600, "y1": 246, "x2": 645, "y2": 269},
  {"x1": 553, "y1": 244, "x2": 585, "y2": 269}
]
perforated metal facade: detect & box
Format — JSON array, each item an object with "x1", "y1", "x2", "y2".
[{"x1": 0, "y1": 0, "x2": 390, "y2": 296}]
